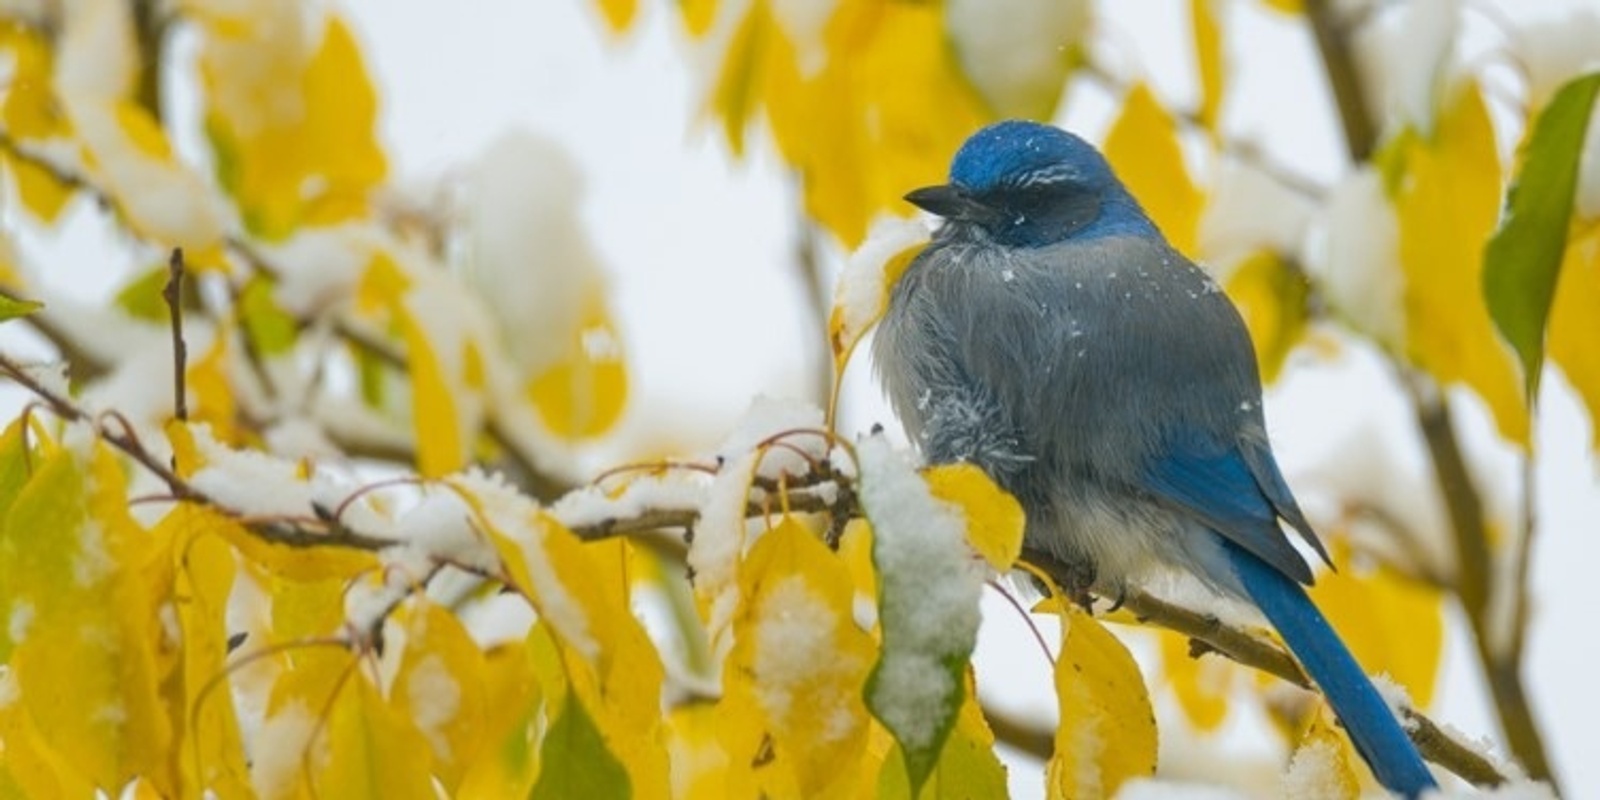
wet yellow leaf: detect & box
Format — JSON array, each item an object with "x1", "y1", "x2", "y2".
[
  {"x1": 1393, "y1": 82, "x2": 1527, "y2": 444},
  {"x1": 1105, "y1": 83, "x2": 1204, "y2": 257},
  {"x1": 923, "y1": 463, "x2": 1025, "y2": 572},
  {"x1": 400, "y1": 308, "x2": 465, "y2": 477},
  {"x1": 1046, "y1": 605, "x2": 1158, "y2": 798}
]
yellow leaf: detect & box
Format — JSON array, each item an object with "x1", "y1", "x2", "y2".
[
  {"x1": 1192, "y1": 0, "x2": 1226, "y2": 136},
  {"x1": 1158, "y1": 628, "x2": 1233, "y2": 731},
  {"x1": 1105, "y1": 83, "x2": 1204, "y2": 257},
  {"x1": 725, "y1": 515, "x2": 875, "y2": 798},
  {"x1": 154, "y1": 505, "x2": 253, "y2": 798},
  {"x1": 1309, "y1": 539, "x2": 1444, "y2": 708},
  {"x1": 664, "y1": 703, "x2": 730, "y2": 799},
  {"x1": 923, "y1": 463, "x2": 1025, "y2": 571},
  {"x1": 198, "y1": 13, "x2": 386, "y2": 239},
  {"x1": 4, "y1": 154, "x2": 76, "y2": 223},
  {"x1": 466, "y1": 488, "x2": 669, "y2": 798},
  {"x1": 678, "y1": 0, "x2": 719, "y2": 37},
  {"x1": 400, "y1": 308, "x2": 466, "y2": 477},
  {"x1": 455, "y1": 641, "x2": 544, "y2": 799},
  {"x1": 525, "y1": 294, "x2": 629, "y2": 440},
  {"x1": 755, "y1": 1, "x2": 990, "y2": 246},
  {"x1": 1549, "y1": 225, "x2": 1600, "y2": 450},
  {"x1": 1046, "y1": 606, "x2": 1158, "y2": 798},
  {"x1": 0, "y1": 443, "x2": 174, "y2": 793},
  {"x1": 594, "y1": 0, "x2": 638, "y2": 31},
  {"x1": 315, "y1": 678, "x2": 435, "y2": 799},
  {"x1": 1264, "y1": 0, "x2": 1304, "y2": 11},
  {"x1": 1223, "y1": 250, "x2": 1311, "y2": 383},
  {"x1": 392, "y1": 600, "x2": 489, "y2": 792},
  {"x1": 1393, "y1": 81, "x2": 1528, "y2": 444}
]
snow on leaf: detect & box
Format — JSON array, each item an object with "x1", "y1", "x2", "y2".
[
  {"x1": 1284, "y1": 710, "x2": 1361, "y2": 800},
  {"x1": 1105, "y1": 83, "x2": 1204, "y2": 257},
  {"x1": 1046, "y1": 604, "x2": 1158, "y2": 798},
  {"x1": 857, "y1": 436, "x2": 986, "y2": 793},
  {"x1": 922, "y1": 462, "x2": 1024, "y2": 572},
  {"x1": 1393, "y1": 81, "x2": 1528, "y2": 444},
  {"x1": 392, "y1": 600, "x2": 488, "y2": 793},
  {"x1": 829, "y1": 217, "x2": 929, "y2": 399},
  {"x1": 725, "y1": 514, "x2": 874, "y2": 797},
  {"x1": 454, "y1": 639, "x2": 544, "y2": 797}
]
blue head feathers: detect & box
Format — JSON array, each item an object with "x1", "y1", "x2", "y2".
[
  {"x1": 948, "y1": 120, "x2": 1119, "y2": 194},
  {"x1": 905, "y1": 120, "x2": 1155, "y2": 247}
]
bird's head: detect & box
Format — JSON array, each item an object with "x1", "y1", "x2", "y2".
[{"x1": 906, "y1": 120, "x2": 1156, "y2": 247}]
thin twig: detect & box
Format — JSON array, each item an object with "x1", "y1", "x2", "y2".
[{"x1": 164, "y1": 247, "x2": 189, "y2": 422}]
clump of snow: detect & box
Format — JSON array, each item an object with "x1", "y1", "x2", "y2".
[
  {"x1": 8, "y1": 601, "x2": 34, "y2": 644},
  {"x1": 751, "y1": 574, "x2": 864, "y2": 742},
  {"x1": 1283, "y1": 735, "x2": 1350, "y2": 800},
  {"x1": 458, "y1": 130, "x2": 605, "y2": 380},
  {"x1": 945, "y1": 0, "x2": 1088, "y2": 119},
  {"x1": 53, "y1": 0, "x2": 137, "y2": 100},
  {"x1": 262, "y1": 223, "x2": 375, "y2": 317},
  {"x1": 549, "y1": 469, "x2": 710, "y2": 531},
  {"x1": 833, "y1": 216, "x2": 929, "y2": 356},
  {"x1": 190, "y1": 425, "x2": 323, "y2": 518},
  {"x1": 62, "y1": 97, "x2": 226, "y2": 250},
  {"x1": 855, "y1": 436, "x2": 986, "y2": 750},
  {"x1": 716, "y1": 395, "x2": 828, "y2": 481},
  {"x1": 72, "y1": 519, "x2": 115, "y2": 587},
  {"x1": 690, "y1": 450, "x2": 763, "y2": 662},
  {"x1": 1306, "y1": 167, "x2": 1404, "y2": 349},
  {"x1": 447, "y1": 469, "x2": 600, "y2": 661},
  {"x1": 1199, "y1": 158, "x2": 1314, "y2": 271},
  {"x1": 0, "y1": 666, "x2": 16, "y2": 708},
  {"x1": 1352, "y1": 0, "x2": 1460, "y2": 135},
  {"x1": 1512, "y1": 8, "x2": 1600, "y2": 110}
]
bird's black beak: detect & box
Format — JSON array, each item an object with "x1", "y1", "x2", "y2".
[{"x1": 904, "y1": 184, "x2": 1002, "y2": 226}]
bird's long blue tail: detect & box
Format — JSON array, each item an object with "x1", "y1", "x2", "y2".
[{"x1": 1226, "y1": 542, "x2": 1437, "y2": 797}]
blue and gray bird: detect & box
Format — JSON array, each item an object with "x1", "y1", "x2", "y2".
[{"x1": 874, "y1": 120, "x2": 1436, "y2": 796}]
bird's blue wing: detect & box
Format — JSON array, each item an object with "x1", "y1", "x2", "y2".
[{"x1": 1140, "y1": 429, "x2": 1315, "y2": 585}]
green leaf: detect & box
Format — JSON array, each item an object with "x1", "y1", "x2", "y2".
[
  {"x1": 239, "y1": 275, "x2": 298, "y2": 355},
  {"x1": 1484, "y1": 71, "x2": 1600, "y2": 399},
  {"x1": 0, "y1": 294, "x2": 42, "y2": 324},
  {"x1": 112, "y1": 265, "x2": 172, "y2": 322},
  {"x1": 530, "y1": 688, "x2": 631, "y2": 800}
]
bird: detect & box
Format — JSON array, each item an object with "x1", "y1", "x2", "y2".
[{"x1": 873, "y1": 119, "x2": 1437, "y2": 797}]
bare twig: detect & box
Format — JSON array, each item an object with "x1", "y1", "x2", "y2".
[{"x1": 163, "y1": 247, "x2": 189, "y2": 422}]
